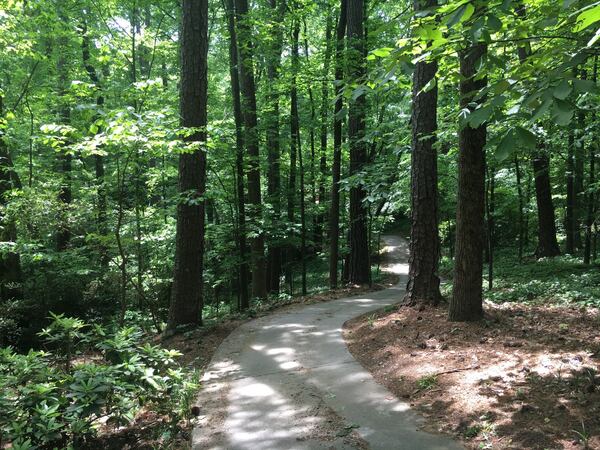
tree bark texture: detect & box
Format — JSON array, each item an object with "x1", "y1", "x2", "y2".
[
  {"x1": 449, "y1": 43, "x2": 487, "y2": 322},
  {"x1": 328, "y1": 0, "x2": 347, "y2": 288},
  {"x1": 346, "y1": 0, "x2": 370, "y2": 285},
  {"x1": 265, "y1": 0, "x2": 285, "y2": 294},
  {"x1": 167, "y1": 0, "x2": 209, "y2": 329},
  {"x1": 235, "y1": 0, "x2": 267, "y2": 299},
  {"x1": 532, "y1": 149, "x2": 560, "y2": 257},
  {"x1": 225, "y1": 0, "x2": 250, "y2": 309},
  {"x1": 404, "y1": 0, "x2": 441, "y2": 306}
]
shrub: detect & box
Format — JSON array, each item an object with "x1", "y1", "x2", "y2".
[{"x1": 0, "y1": 314, "x2": 198, "y2": 449}]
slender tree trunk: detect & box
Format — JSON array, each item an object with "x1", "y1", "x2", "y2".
[
  {"x1": 286, "y1": 18, "x2": 301, "y2": 294},
  {"x1": 346, "y1": 0, "x2": 370, "y2": 285},
  {"x1": 81, "y1": 19, "x2": 109, "y2": 268},
  {"x1": 235, "y1": 0, "x2": 267, "y2": 299},
  {"x1": 298, "y1": 126, "x2": 308, "y2": 296},
  {"x1": 265, "y1": 0, "x2": 285, "y2": 294},
  {"x1": 225, "y1": 0, "x2": 250, "y2": 309},
  {"x1": 404, "y1": 0, "x2": 441, "y2": 306},
  {"x1": 316, "y1": 13, "x2": 333, "y2": 251},
  {"x1": 515, "y1": 4, "x2": 560, "y2": 258},
  {"x1": 0, "y1": 92, "x2": 23, "y2": 304},
  {"x1": 584, "y1": 57, "x2": 597, "y2": 264},
  {"x1": 514, "y1": 156, "x2": 524, "y2": 262},
  {"x1": 167, "y1": 0, "x2": 208, "y2": 330},
  {"x1": 302, "y1": 21, "x2": 318, "y2": 251},
  {"x1": 566, "y1": 129, "x2": 575, "y2": 254},
  {"x1": 574, "y1": 67, "x2": 587, "y2": 250},
  {"x1": 328, "y1": 0, "x2": 347, "y2": 288},
  {"x1": 449, "y1": 43, "x2": 487, "y2": 322},
  {"x1": 56, "y1": 7, "x2": 71, "y2": 251},
  {"x1": 487, "y1": 164, "x2": 495, "y2": 290}
]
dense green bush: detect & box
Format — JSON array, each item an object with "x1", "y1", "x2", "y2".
[{"x1": 0, "y1": 314, "x2": 199, "y2": 449}]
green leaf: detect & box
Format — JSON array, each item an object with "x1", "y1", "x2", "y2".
[
  {"x1": 551, "y1": 99, "x2": 575, "y2": 126},
  {"x1": 515, "y1": 127, "x2": 537, "y2": 149},
  {"x1": 447, "y1": 3, "x2": 475, "y2": 29},
  {"x1": 573, "y1": 79, "x2": 598, "y2": 94},
  {"x1": 530, "y1": 98, "x2": 553, "y2": 123},
  {"x1": 574, "y1": 4, "x2": 600, "y2": 32},
  {"x1": 487, "y1": 15, "x2": 503, "y2": 32},
  {"x1": 371, "y1": 47, "x2": 393, "y2": 58},
  {"x1": 496, "y1": 131, "x2": 515, "y2": 162},
  {"x1": 553, "y1": 80, "x2": 572, "y2": 100},
  {"x1": 468, "y1": 104, "x2": 493, "y2": 128}
]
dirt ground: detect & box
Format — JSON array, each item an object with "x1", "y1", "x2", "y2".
[{"x1": 344, "y1": 302, "x2": 600, "y2": 450}]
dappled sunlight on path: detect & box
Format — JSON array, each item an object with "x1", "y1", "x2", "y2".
[{"x1": 192, "y1": 235, "x2": 462, "y2": 450}]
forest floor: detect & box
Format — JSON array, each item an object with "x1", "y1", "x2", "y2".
[{"x1": 345, "y1": 301, "x2": 600, "y2": 449}]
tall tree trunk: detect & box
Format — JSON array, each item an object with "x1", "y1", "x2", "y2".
[
  {"x1": 515, "y1": 3, "x2": 560, "y2": 258},
  {"x1": 566, "y1": 129, "x2": 575, "y2": 254},
  {"x1": 235, "y1": 0, "x2": 267, "y2": 299},
  {"x1": 404, "y1": 0, "x2": 441, "y2": 306},
  {"x1": 486, "y1": 164, "x2": 495, "y2": 290},
  {"x1": 449, "y1": 43, "x2": 487, "y2": 322},
  {"x1": 346, "y1": 0, "x2": 370, "y2": 285},
  {"x1": 328, "y1": 0, "x2": 347, "y2": 288},
  {"x1": 286, "y1": 18, "x2": 301, "y2": 293},
  {"x1": 515, "y1": 155, "x2": 524, "y2": 262},
  {"x1": 167, "y1": 0, "x2": 208, "y2": 330},
  {"x1": 532, "y1": 149, "x2": 560, "y2": 257},
  {"x1": 225, "y1": 0, "x2": 250, "y2": 309},
  {"x1": 316, "y1": 12, "x2": 333, "y2": 251},
  {"x1": 302, "y1": 20, "x2": 318, "y2": 251},
  {"x1": 298, "y1": 123, "x2": 308, "y2": 296},
  {"x1": 265, "y1": 0, "x2": 286, "y2": 294},
  {"x1": 81, "y1": 18, "x2": 109, "y2": 268},
  {"x1": 574, "y1": 67, "x2": 587, "y2": 250},
  {"x1": 56, "y1": 6, "x2": 71, "y2": 251},
  {"x1": 0, "y1": 92, "x2": 23, "y2": 304},
  {"x1": 584, "y1": 57, "x2": 597, "y2": 264}
]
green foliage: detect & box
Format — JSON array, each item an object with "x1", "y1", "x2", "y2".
[
  {"x1": 0, "y1": 314, "x2": 196, "y2": 449},
  {"x1": 417, "y1": 373, "x2": 438, "y2": 390}
]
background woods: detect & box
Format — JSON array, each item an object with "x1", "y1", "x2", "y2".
[{"x1": 1, "y1": 0, "x2": 600, "y2": 447}]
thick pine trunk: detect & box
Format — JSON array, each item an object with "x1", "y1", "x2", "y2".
[
  {"x1": 225, "y1": 0, "x2": 250, "y2": 309},
  {"x1": 404, "y1": 0, "x2": 441, "y2": 306},
  {"x1": 346, "y1": 0, "x2": 370, "y2": 285},
  {"x1": 449, "y1": 43, "x2": 487, "y2": 322},
  {"x1": 328, "y1": 0, "x2": 347, "y2": 289},
  {"x1": 235, "y1": 0, "x2": 267, "y2": 299},
  {"x1": 167, "y1": 0, "x2": 208, "y2": 329},
  {"x1": 532, "y1": 149, "x2": 560, "y2": 257}
]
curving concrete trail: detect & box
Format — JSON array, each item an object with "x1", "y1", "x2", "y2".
[{"x1": 192, "y1": 236, "x2": 462, "y2": 450}]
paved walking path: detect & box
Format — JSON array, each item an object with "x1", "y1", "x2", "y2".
[{"x1": 192, "y1": 236, "x2": 462, "y2": 450}]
